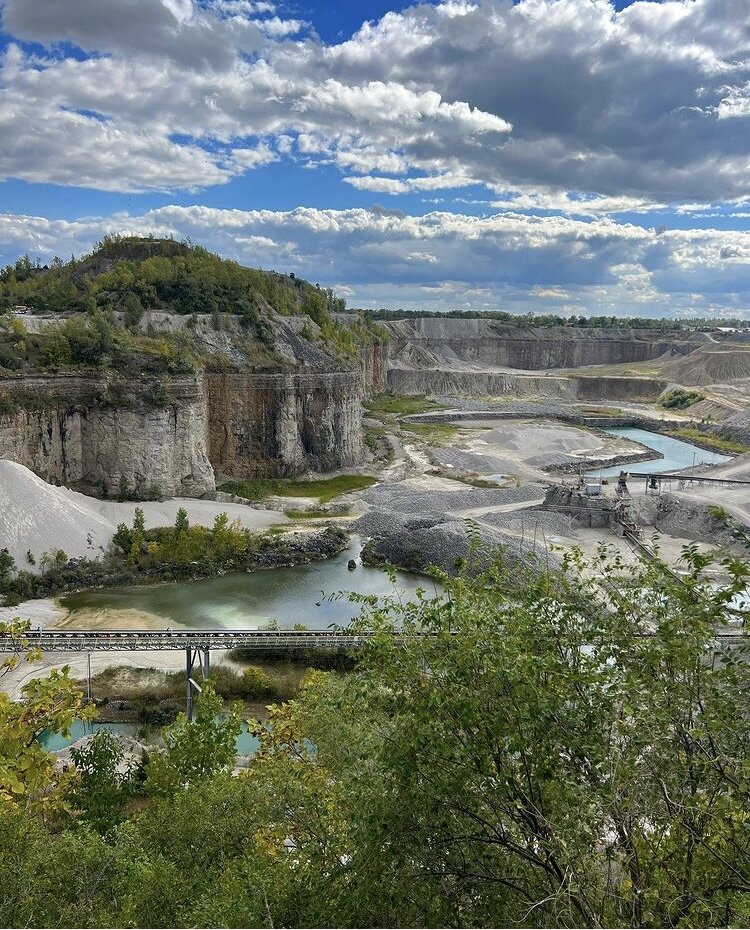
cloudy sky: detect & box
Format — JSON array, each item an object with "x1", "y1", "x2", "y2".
[{"x1": 0, "y1": 0, "x2": 749, "y2": 317}]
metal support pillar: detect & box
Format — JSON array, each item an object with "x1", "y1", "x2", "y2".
[{"x1": 185, "y1": 644, "x2": 211, "y2": 721}]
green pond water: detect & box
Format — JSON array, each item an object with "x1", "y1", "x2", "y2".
[
  {"x1": 59, "y1": 536, "x2": 439, "y2": 630},
  {"x1": 39, "y1": 720, "x2": 260, "y2": 754},
  {"x1": 587, "y1": 427, "x2": 731, "y2": 479}
]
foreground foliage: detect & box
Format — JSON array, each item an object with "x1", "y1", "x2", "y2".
[{"x1": 1, "y1": 546, "x2": 749, "y2": 927}]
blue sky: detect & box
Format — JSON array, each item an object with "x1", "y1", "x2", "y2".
[{"x1": 0, "y1": 0, "x2": 748, "y2": 317}]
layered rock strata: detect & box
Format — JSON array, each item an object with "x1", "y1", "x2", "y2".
[{"x1": 0, "y1": 371, "x2": 214, "y2": 497}]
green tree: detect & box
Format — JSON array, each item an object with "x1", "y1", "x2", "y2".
[
  {"x1": 0, "y1": 547, "x2": 15, "y2": 583},
  {"x1": 65, "y1": 730, "x2": 137, "y2": 834},
  {"x1": 0, "y1": 618, "x2": 92, "y2": 812},
  {"x1": 243, "y1": 546, "x2": 750, "y2": 928},
  {"x1": 146, "y1": 683, "x2": 242, "y2": 796},
  {"x1": 174, "y1": 506, "x2": 189, "y2": 535},
  {"x1": 127, "y1": 506, "x2": 146, "y2": 564},
  {"x1": 121, "y1": 291, "x2": 144, "y2": 329}
]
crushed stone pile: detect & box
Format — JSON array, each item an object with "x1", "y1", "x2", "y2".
[
  {"x1": 716, "y1": 410, "x2": 750, "y2": 445},
  {"x1": 354, "y1": 507, "x2": 449, "y2": 539},
  {"x1": 360, "y1": 482, "x2": 546, "y2": 514},
  {"x1": 477, "y1": 510, "x2": 578, "y2": 539},
  {"x1": 365, "y1": 519, "x2": 562, "y2": 578},
  {"x1": 0, "y1": 459, "x2": 116, "y2": 567}
]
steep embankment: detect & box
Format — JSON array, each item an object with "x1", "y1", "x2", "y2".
[
  {"x1": 0, "y1": 370, "x2": 214, "y2": 497},
  {"x1": 384, "y1": 318, "x2": 695, "y2": 370}
]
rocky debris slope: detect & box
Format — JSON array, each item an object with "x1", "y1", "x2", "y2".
[
  {"x1": 645, "y1": 493, "x2": 747, "y2": 551},
  {"x1": 716, "y1": 410, "x2": 750, "y2": 445},
  {"x1": 356, "y1": 478, "x2": 560, "y2": 579},
  {"x1": 659, "y1": 345, "x2": 750, "y2": 387},
  {"x1": 363, "y1": 518, "x2": 562, "y2": 578}
]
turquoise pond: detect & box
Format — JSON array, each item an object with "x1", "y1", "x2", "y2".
[
  {"x1": 587, "y1": 427, "x2": 731, "y2": 479},
  {"x1": 59, "y1": 536, "x2": 440, "y2": 631},
  {"x1": 39, "y1": 719, "x2": 260, "y2": 754}
]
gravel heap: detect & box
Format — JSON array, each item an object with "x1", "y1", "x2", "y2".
[
  {"x1": 360, "y1": 482, "x2": 546, "y2": 514},
  {"x1": 431, "y1": 446, "x2": 509, "y2": 473},
  {"x1": 716, "y1": 410, "x2": 750, "y2": 445},
  {"x1": 478, "y1": 509, "x2": 578, "y2": 538},
  {"x1": 364, "y1": 518, "x2": 562, "y2": 577},
  {"x1": 354, "y1": 507, "x2": 449, "y2": 538}
]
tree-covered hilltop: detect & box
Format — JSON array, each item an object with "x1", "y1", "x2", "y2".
[
  {"x1": 0, "y1": 236, "x2": 383, "y2": 372},
  {"x1": 0, "y1": 234, "x2": 346, "y2": 325}
]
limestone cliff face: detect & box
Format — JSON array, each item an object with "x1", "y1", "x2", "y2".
[
  {"x1": 0, "y1": 372, "x2": 215, "y2": 497},
  {"x1": 358, "y1": 341, "x2": 390, "y2": 392},
  {"x1": 206, "y1": 369, "x2": 364, "y2": 478},
  {"x1": 0, "y1": 313, "x2": 370, "y2": 494}
]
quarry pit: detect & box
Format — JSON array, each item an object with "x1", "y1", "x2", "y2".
[{"x1": 3, "y1": 312, "x2": 750, "y2": 700}]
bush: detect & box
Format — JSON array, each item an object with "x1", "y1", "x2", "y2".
[
  {"x1": 240, "y1": 666, "x2": 276, "y2": 700},
  {"x1": 660, "y1": 387, "x2": 705, "y2": 409}
]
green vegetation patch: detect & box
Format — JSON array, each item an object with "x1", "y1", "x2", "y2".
[
  {"x1": 0, "y1": 236, "x2": 383, "y2": 364},
  {"x1": 0, "y1": 307, "x2": 197, "y2": 375},
  {"x1": 220, "y1": 474, "x2": 377, "y2": 503},
  {"x1": 364, "y1": 392, "x2": 445, "y2": 418},
  {"x1": 660, "y1": 388, "x2": 706, "y2": 410},
  {"x1": 400, "y1": 422, "x2": 459, "y2": 445},
  {"x1": 4, "y1": 542, "x2": 750, "y2": 928},
  {"x1": 665, "y1": 427, "x2": 750, "y2": 454},
  {"x1": 284, "y1": 508, "x2": 352, "y2": 520}
]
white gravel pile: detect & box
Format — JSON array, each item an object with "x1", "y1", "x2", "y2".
[{"x1": 0, "y1": 459, "x2": 287, "y2": 570}]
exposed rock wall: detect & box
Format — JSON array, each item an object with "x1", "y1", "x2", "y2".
[
  {"x1": 0, "y1": 372, "x2": 215, "y2": 496},
  {"x1": 384, "y1": 318, "x2": 695, "y2": 371},
  {"x1": 0, "y1": 312, "x2": 373, "y2": 495},
  {"x1": 388, "y1": 367, "x2": 577, "y2": 399},
  {"x1": 205, "y1": 368, "x2": 364, "y2": 479},
  {"x1": 387, "y1": 368, "x2": 667, "y2": 401},
  {"x1": 358, "y1": 341, "x2": 389, "y2": 391}
]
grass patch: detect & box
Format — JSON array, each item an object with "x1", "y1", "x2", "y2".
[
  {"x1": 401, "y1": 422, "x2": 459, "y2": 445},
  {"x1": 665, "y1": 428, "x2": 750, "y2": 454},
  {"x1": 220, "y1": 474, "x2": 377, "y2": 503},
  {"x1": 427, "y1": 468, "x2": 503, "y2": 488},
  {"x1": 285, "y1": 507, "x2": 352, "y2": 519},
  {"x1": 364, "y1": 392, "x2": 445, "y2": 417}
]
